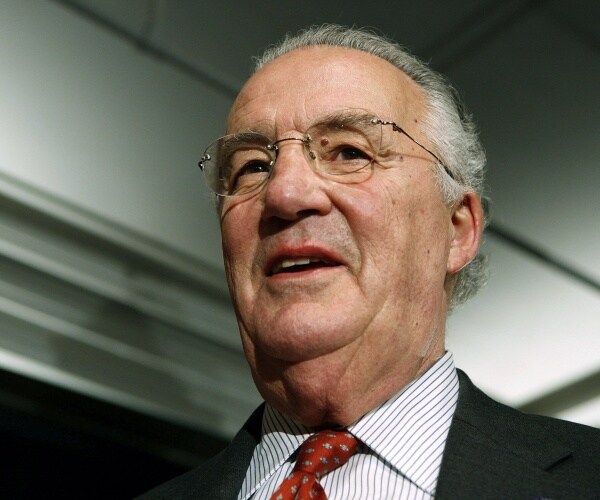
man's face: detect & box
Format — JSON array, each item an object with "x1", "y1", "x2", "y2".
[{"x1": 220, "y1": 46, "x2": 474, "y2": 426}]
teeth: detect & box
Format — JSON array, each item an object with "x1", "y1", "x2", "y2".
[
  {"x1": 281, "y1": 257, "x2": 310, "y2": 269},
  {"x1": 272, "y1": 257, "x2": 329, "y2": 274}
]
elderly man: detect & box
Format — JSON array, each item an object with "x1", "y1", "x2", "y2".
[{"x1": 141, "y1": 25, "x2": 599, "y2": 499}]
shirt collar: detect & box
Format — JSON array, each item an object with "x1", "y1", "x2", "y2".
[
  {"x1": 349, "y1": 352, "x2": 459, "y2": 493},
  {"x1": 239, "y1": 404, "x2": 312, "y2": 497},
  {"x1": 240, "y1": 352, "x2": 458, "y2": 497}
]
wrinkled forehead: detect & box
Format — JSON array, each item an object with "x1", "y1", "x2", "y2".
[
  {"x1": 227, "y1": 46, "x2": 427, "y2": 136},
  {"x1": 227, "y1": 108, "x2": 379, "y2": 138}
]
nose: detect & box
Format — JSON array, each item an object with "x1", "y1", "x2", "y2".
[{"x1": 261, "y1": 140, "x2": 332, "y2": 222}]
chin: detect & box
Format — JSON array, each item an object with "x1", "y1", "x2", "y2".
[
  {"x1": 256, "y1": 375, "x2": 350, "y2": 428},
  {"x1": 250, "y1": 308, "x2": 361, "y2": 362}
]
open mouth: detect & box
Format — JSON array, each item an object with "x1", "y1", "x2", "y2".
[{"x1": 269, "y1": 257, "x2": 339, "y2": 276}]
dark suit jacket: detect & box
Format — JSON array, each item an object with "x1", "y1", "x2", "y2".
[{"x1": 138, "y1": 371, "x2": 600, "y2": 499}]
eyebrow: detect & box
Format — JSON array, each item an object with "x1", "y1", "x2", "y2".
[
  {"x1": 231, "y1": 109, "x2": 378, "y2": 138},
  {"x1": 306, "y1": 109, "x2": 376, "y2": 131},
  {"x1": 222, "y1": 131, "x2": 270, "y2": 148},
  {"x1": 217, "y1": 132, "x2": 272, "y2": 166}
]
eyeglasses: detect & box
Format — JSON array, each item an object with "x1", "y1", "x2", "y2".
[{"x1": 198, "y1": 109, "x2": 452, "y2": 197}]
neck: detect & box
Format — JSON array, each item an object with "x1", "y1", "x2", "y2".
[{"x1": 256, "y1": 339, "x2": 446, "y2": 427}]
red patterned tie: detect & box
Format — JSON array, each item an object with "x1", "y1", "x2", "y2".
[{"x1": 270, "y1": 430, "x2": 360, "y2": 500}]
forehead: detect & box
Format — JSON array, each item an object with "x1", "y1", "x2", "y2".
[{"x1": 227, "y1": 46, "x2": 426, "y2": 135}]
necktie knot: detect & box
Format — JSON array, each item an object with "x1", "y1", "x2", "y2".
[
  {"x1": 294, "y1": 430, "x2": 359, "y2": 478},
  {"x1": 271, "y1": 430, "x2": 360, "y2": 500}
]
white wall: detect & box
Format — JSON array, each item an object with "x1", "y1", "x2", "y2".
[
  {"x1": 1, "y1": 0, "x2": 228, "y2": 268},
  {"x1": 0, "y1": 0, "x2": 260, "y2": 437}
]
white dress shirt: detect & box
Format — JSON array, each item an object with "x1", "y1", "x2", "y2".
[{"x1": 238, "y1": 352, "x2": 459, "y2": 499}]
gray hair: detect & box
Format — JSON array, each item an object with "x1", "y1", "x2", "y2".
[{"x1": 254, "y1": 24, "x2": 488, "y2": 309}]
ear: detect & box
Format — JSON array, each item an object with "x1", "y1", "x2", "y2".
[{"x1": 447, "y1": 192, "x2": 484, "y2": 274}]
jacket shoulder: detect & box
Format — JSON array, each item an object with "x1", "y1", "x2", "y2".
[
  {"x1": 454, "y1": 369, "x2": 600, "y2": 461},
  {"x1": 136, "y1": 405, "x2": 264, "y2": 500},
  {"x1": 436, "y1": 370, "x2": 600, "y2": 499}
]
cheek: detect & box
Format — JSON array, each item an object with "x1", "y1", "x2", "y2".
[
  {"x1": 221, "y1": 201, "x2": 256, "y2": 257},
  {"x1": 220, "y1": 203, "x2": 261, "y2": 297},
  {"x1": 347, "y1": 178, "x2": 449, "y2": 287},
  {"x1": 345, "y1": 180, "x2": 413, "y2": 256},
  {"x1": 221, "y1": 221, "x2": 241, "y2": 263}
]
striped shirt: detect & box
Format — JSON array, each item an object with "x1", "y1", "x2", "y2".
[{"x1": 238, "y1": 352, "x2": 459, "y2": 499}]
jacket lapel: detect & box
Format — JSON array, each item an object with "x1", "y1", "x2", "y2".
[
  {"x1": 435, "y1": 370, "x2": 584, "y2": 499},
  {"x1": 202, "y1": 404, "x2": 264, "y2": 498}
]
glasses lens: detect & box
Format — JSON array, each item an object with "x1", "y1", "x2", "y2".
[
  {"x1": 200, "y1": 132, "x2": 274, "y2": 196},
  {"x1": 306, "y1": 116, "x2": 381, "y2": 183},
  {"x1": 199, "y1": 112, "x2": 383, "y2": 196}
]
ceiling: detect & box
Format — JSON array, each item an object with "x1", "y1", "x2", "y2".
[
  {"x1": 2, "y1": 0, "x2": 598, "y2": 430},
  {"x1": 59, "y1": 0, "x2": 600, "y2": 282}
]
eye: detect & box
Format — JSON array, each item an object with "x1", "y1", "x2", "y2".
[
  {"x1": 313, "y1": 129, "x2": 376, "y2": 166},
  {"x1": 237, "y1": 160, "x2": 272, "y2": 176},
  {"x1": 335, "y1": 145, "x2": 372, "y2": 162},
  {"x1": 228, "y1": 159, "x2": 273, "y2": 194}
]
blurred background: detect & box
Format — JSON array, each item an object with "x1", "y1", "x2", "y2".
[{"x1": 0, "y1": 0, "x2": 598, "y2": 497}]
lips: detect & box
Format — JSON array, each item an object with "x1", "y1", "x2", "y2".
[
  {"x1": 265, "y1": 247, "x2": 344, "y2": 276},
  {"x1": 270, "y1": 256, "x2": 337, "y2": 275}
]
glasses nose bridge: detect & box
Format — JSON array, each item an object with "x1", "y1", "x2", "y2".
[
  {"x1": 270, "y1": 135, "x2": 310, "y2": 156},
  {"x1": 268, "y1": 134, "x2": 314, "y2": 171}
]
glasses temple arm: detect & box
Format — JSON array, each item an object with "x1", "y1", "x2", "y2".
[{"x1": 376, "y1": 119, "x2": 455, "y2": 180}]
